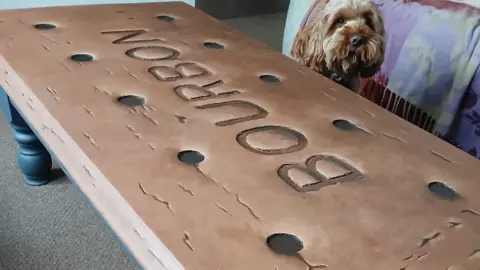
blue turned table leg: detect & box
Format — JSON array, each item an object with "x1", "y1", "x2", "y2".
[{"x1": 0, "y1": 88, "x2": 52, "y2": 186}]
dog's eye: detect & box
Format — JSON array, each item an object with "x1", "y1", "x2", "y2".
[{"x1": 335, "y1": 18, "x2": 345, "y2": 25}]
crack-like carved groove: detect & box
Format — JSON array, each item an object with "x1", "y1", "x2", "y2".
[
  {"x1": 83, "y1": 133, "x2": 99, "y2": 149},
  {"x1": 82, "y1": 105, "x2": 95, "y2": 117},
  {"x1": 403, "y1": 254, "x2": 414, "y2": 261},
  {"x1": 82, "y1": 165, "x2": 94, "y2": 179},
  {"x1": 138, "y1": 183, "x2": 175, "y2": 213},
  {"x1": 178, "y1": 183, "x2": 194, "y2": 196},
  {"x1": 105, "y1": 68, "x2": 114, "y2": 76},
  {"x1": 447, "y1": 220, "x2": 462, "y2": 228},
  {"x1": 126, "y1": 125, "x2": 135, "y2": 132},
  {"x1": 357, "y1": 126, "x2": 374, "y2": 135},
  {"x1": 38, "y1": 34, "x2": 60, "y2": 45},
  {"x1": 59, "y1": 61, "x2": 72, "y2": 71},
  {"x1": 460, "y1": 209, "x2": 480, "y2": 217},
  {"x1": 222, "y1": 185, "x2": 232, "y2": 194},
  {"x1": 93, "y1": 85, "x2": 112, "y2": 95},
  {"x1": 297, "y1": 254, "x2": 328, "y2": 269},
  {"x1": 148, "y1": 248, "x2": 167, "y2": 268},
  {"x1": 129, "y1": 72, "x2": 139, "y2": 80},
  {"x1": 215, "y1": 202, "x2": 232, "y2": 216},
  {"x1": 142, "y1": 112, "x2": 159, "y2": 125},
  {"x1": 400, "y1": 207, "x2": 480, "y2": 267},
  {"x1": 322, "y1": 92, "x2": 336, "y2": 101},
  {"x1": 195, "y1": 167, "x2": 218, "y2": 185},
  {"x1": 382, "y1": 132, "x2": 407, "y2": 143},
  {"x1": 416, "y1": 252, "x2": 428, "y2": 260},
  {"x1": 469, "y1": 249, "x2": 480, "y2": 259},
  {"x1": 362, "y1": 108, "x2": 374, "y2": 117},
  {"x1": 147, "y1": 143, "x2": 156, "y2": 150},
  {"x1": 42, "y1": 125, "x2": 65, "y2": 144},
  {"x1": 175, "y1": 114, "x2": 189, "y2": 124},
  {"x1": 418, "y1": 231, "x2": 441, "y2": 248},
  {"x1": 183, "y1": 232, "x2": 195, "y2": 251},
  {"x1": 46, "y1": 86, "x2": 57, "y2": 94},
  {"x1": 236, "y1": 194, "x2": 261, "y2": 220},
  {"x1": 428, "y1": 149, "x2": 453, "y2": 163},
  {"x1": 133, "y1": 228, "x2": 144, "y2": 239}
]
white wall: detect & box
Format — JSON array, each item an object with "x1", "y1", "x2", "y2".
[
  {"x1": 282, "y1": 0, "x2": 315, "y2": 57},
  {"x1": 0, "y1": 0, "x2": 195, "y2": 10}
]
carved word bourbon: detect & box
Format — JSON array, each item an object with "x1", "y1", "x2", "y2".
[{"x1": 101, "y1": 28, "x2": 363, "y2": 192}]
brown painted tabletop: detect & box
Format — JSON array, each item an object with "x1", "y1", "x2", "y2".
[{"x1": 1, "y1": 2, "x2": 480, "y2": 269}]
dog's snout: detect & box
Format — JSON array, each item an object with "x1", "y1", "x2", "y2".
[{"x1": 350, "y1": 35, "x2": 364, "y2": 47}]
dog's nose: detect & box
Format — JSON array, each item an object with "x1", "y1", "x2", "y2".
[{"x1": 350, "y1": 35, "x2": 364, "y2": 47}]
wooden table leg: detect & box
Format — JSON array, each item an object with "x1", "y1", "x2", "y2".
[{"x1": 0, "y1": 87, "x2": 52, "y2": 186}]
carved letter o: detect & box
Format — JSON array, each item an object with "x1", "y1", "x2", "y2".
[
  {"x1": 126, "y1": 46, "x2": 180, "y2": 61},
  {"x1": 236, "y1": 125, "x2": 308, "y2": 155}
]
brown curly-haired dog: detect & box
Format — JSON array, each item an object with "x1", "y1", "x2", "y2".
[{"x1": 291, "y1": 0, "x2": 385, "y2": 93}]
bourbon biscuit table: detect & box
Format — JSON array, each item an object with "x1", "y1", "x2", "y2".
[{"x1": 1, "y1": 2, "x2": 480, "y2": 270}]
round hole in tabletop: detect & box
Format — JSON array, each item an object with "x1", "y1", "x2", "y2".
[
  {"x1": 116, "y1": 95, "x2": 145, "y2": 107},
  {"x1": 266, "y1": 233, "x2": 304, "y2": 256},
  {"x1": 157, "y1": 15, "x2": 175, "y2": 22},
  {"x1": 427, "y1": 181, "x2": 458, "y2": 200},
  {"x1": 34, "y1": 23, "x2": 56, "y2": 30},
  {"x1": 177, "y1": 150, "x2": 205, "y2": 165},
  {"x1": 260, "y1": 74, "x2": 280, "y2": 83},
  {"x1": 70, "y1": 54, "x2": 94, "y2": 62},
  {"x1": 332, "y1": 119, "x2": 357, "y2": 131},
  {"x1": 204, "y1": 42, "x2": 224, "y2": 50}
]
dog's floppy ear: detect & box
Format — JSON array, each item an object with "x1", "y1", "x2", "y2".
[
  {"x1": 360, "y1": 5, "x2": 385, "y2": 78},
  {"x1": 291, "y1": 22, "x2": 326, "y2": 73}
]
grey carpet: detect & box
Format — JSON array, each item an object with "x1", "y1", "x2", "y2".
[
  {"x1": 0, "y1": 13, "x2": 286, "y2": 270},
  {"x1": 0, "y1": 114, "x2": 136, "y2": 270}
]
